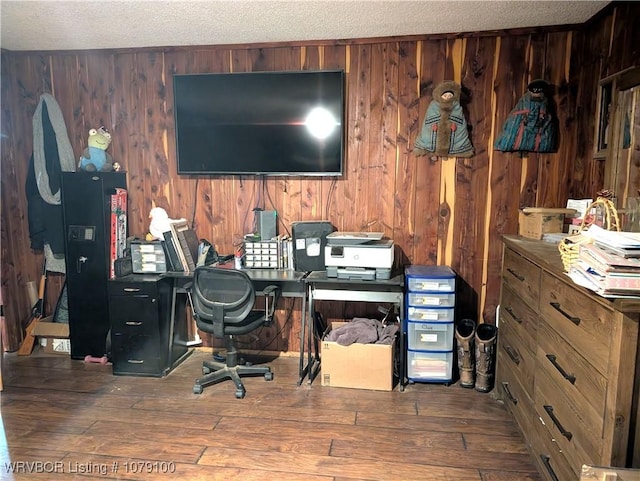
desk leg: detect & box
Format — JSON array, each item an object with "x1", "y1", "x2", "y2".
[
  {"x1": 168, "y1": 281, "x2": 178, "y2": 366},
  {"x1": 307, "y1": 286, "x2": 315, "y2": 384},
  {"x1": 297, "y1": 286, "x2": 308, "y2": 386},
  {"x1": 399, "y1": 297, "x2": 405, "y2": 392}
]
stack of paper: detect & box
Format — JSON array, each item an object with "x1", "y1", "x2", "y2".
[
  {"x1": 569, "y1": 235, "x2": 640, "y2": 297},
  {"x1": 583, "y1": 225, "x2": 640, "y2": 258}
]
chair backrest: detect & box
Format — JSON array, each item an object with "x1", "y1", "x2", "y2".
[{"x1": 191, "y1": 267, "x2": 256, "y2": 338}]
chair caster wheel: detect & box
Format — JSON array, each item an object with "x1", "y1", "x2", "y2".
[
  {"x1": 235, "y1": 389, "x2": 246, "y2": 399},
  {"x1": 202, "y1": 366, "x2": 211, "y2": 374},
  {"x1": 193, "y1": 384, "x2": 203, "y2": 395},
  {"x1": 264, "y1": 372, "x2": 274, "y2": 381}
]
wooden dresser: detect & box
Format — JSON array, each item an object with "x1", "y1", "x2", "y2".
[{"x1": 497, "y1": 236, "x2": 640, "y2": 481}]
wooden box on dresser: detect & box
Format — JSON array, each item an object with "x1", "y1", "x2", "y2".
[{"x1": 497, "y1": 236, "x2": 640, "y2": 481}]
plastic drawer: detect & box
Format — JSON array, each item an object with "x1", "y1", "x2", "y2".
[
  {"x1": 407, "y1": 277, "x2": 455, "y2": 293},
  {"x1": 407, "y1": 292, "x2": 455, "y2": 307},
  {"x1": 407, "y1": 350, "x2": 453, "y2": 382},
  {"x1": 407, "y1": 321, "x2": 454, "y2": 351},
  {"x1": 405, "y1": 266, "x2": 456, "y2": 293},
  {"x1": 406, "y1": 306, "x2": 454, "y2": 322}
]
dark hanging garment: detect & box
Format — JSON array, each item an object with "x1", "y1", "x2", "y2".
[
  {"x1": 26, "y1": 153, "x2": 65, "y2": 253},
  {"x1": 494, "y1": 80, "x2": 557, "y2": 153},
  {"x1": 26, "y1": 93, "x2": 76, "y2": 259},
  {"x1": 26, "y1": 102, "x2": 65, "y2": 254}
]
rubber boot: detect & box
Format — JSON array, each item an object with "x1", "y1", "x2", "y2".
[
  {"x1": 455, "y1": 319, "x2": 476, "y2": 388},
  {"x1": 475, "y1": 323, "x2": 498, "y2": 393}
]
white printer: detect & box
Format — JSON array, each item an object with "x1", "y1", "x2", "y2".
[{"x1": 324, "y1": 232, "x2": 394, "y2": 280}]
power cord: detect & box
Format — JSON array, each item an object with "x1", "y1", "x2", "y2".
[{"x1": 190, "y1": 177, "x2": 199, "y2": 229}]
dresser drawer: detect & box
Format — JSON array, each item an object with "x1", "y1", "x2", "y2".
[
  {"x1": 536, "y1": 320, "x2": 607, "y2": 435},
  {"x1": 531, "y1": 413, "x2": 579, "y2": 481},
  {"x1": 498, "y1": 321, "x2": 536, "y2": 395},
  {"x1": 497, "y1": 350, "x2": 535, "y2": 439},
  {"x1": 502, "y1": 248, "x2": 541, "y2": 311},
  {"x1": 539, "y1": 272, "x2": 613, "y2": 372},
  {"x1": 500, "y1": 284, "x2": 538, "y2": 353},
  {"x1": 535, "y1": 365, "x2": 601, "y2": 477}
]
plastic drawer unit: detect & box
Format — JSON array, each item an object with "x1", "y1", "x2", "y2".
[
  {"x1": 407, "y1": 350, "x2": 454, "y2": 381},
  {"x1": 404, "y1": 265, "x2": 456, "y2": 384},
  {"x1": 407, "y1": 321, "x2": 454, "y2": 351}
]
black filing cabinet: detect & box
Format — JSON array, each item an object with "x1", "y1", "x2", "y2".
[{"x1": 108, "y1": 275, "x2": 189, "y2": 377}]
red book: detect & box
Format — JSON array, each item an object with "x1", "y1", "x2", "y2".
[{"x1": 110, "y1": 189, "x2": 128, "y2": 279}]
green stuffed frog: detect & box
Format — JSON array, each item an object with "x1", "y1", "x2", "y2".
[{"x1": 79, "y1": 127, "x2": 114, "y2": 171}]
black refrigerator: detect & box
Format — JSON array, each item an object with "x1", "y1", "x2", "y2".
[{"x1": 61, "y1": 172, "x2": 127, "y2": 359}]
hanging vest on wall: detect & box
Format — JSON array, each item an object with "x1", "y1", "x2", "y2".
[
  {"x1": 494, "y1": 80, "x2": 557, "y2": 153},
  {"x1": 414, "y1": 81, "x2": 474, "y2": 158}
]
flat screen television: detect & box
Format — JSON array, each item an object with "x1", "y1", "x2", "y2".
[{"x1": 173, "y1": 70, "x2": 345, "y2": 176}]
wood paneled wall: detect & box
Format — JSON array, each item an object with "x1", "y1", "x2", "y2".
[{"x1": 2, "y1": 3, "x2": 637, "y2": 353}]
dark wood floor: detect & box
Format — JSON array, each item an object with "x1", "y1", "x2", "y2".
[{"x1": 1, "y1": 348, "x2": 542, "y2": 481}]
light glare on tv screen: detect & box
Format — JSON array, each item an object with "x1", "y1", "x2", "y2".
[{"x1": 173, "y1": 70, "x2": 345, "y2": 176}]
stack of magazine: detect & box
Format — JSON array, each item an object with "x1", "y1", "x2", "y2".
[{"x1": 568, "y1": 225, "x2": 640, "y2": 297}]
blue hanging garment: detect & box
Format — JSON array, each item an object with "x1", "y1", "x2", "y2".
[
  {"x1": 414, "y1": 81, "x2": 474, "y2": 158},
  {"x1": 494, "y1": 80, "x2": 557, "y2": 153}
]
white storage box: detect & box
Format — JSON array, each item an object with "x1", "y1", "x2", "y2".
[
  {"x1": 407, "y1": 321, "x2": 454, "y2": 351},
  {"x1": 407, "y1": 292, "x2": 455, "y2": 308},
  {"x1": 406, "y1": 306, "x2": 454, "y2": 322},
  {"x1": 407, "y1": 350, "x2": 453, "y2": 382}
]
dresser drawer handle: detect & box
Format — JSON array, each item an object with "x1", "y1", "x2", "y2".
[
  {"x1": 545, "y1": 354, "x2": 576, "y2": 384},
  {"x1": 125, "y1": 321, "x2": 143, "y2": 326},
  {"x1": 127, "y1": 359, "x2": 144, "y2": 364},
  {"x1": 549, "y1": 302, "x2": 581, "y2": 325},
  {"x1": 506, "y1": 268, "x2": 525, "y2": 282},
  {"x1": 504, "y1": 306, "x2": 522, "y2": 323},
  {"x1": 123, "y1": 287, "x2": 141, "y2": 293},
  {"x1": 501, "y1": 382, "x2": 518, "y2": 405},
  {"x1": 539, "y1": 454, "x2": 560, "y2": 481},
  {"x1": 543, "y1": 405, "x2": 573, "y2": 441},
  {"x1": 504, "y1": 345, "x2": 520, "y2": 365}
]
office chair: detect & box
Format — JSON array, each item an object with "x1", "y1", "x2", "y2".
[{"x1": 189, "y1": 266, "x2": 280, "y2": 398}]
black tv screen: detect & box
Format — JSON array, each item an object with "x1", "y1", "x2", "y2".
[{"x1": 173, "y1": 70, "x2": 345, "y2": 176}]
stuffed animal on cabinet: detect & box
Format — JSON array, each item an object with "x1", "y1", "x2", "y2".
[
  {"x1": 78, "y1": 127, "x2": 114, "y2": 171},
  {"x1": 414, "y1": 81, "x2": 474, "y2": 159}
]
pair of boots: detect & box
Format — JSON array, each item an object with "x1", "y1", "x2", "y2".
[{"x1": 455, "y1": 319, "x2": 498, "y2": 392}]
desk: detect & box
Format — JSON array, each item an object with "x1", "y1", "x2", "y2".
[
  {"x1": 300, "y1": 271, "x2": 405, "y2": 389},
  {"x1": 166, "y1": 267, "x2": 307, "y2": 350},
  {"x1": 241, "y1": 269, "x2": 307, "y2": 298}
]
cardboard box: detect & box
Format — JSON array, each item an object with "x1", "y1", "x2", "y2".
[
  {"x1": 321, "y1": 322, "x2": 395, "y2": 391},
  {"x1": 44, "y1": 338, "x2": 71, "y2": 355},
  {"x1": 33, "y1": 318, "x2": 70, "y2": 355},
  {"x1": 33, "y1": 317, "x2": 69, "y2": 338},
  {"x1": 518, "y1": 208, "x2": 576, "y2": 240}
]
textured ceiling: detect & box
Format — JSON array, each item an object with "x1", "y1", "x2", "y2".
[{"x1": 1, "y1": 1, "x2": 610, "y2": 52}]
